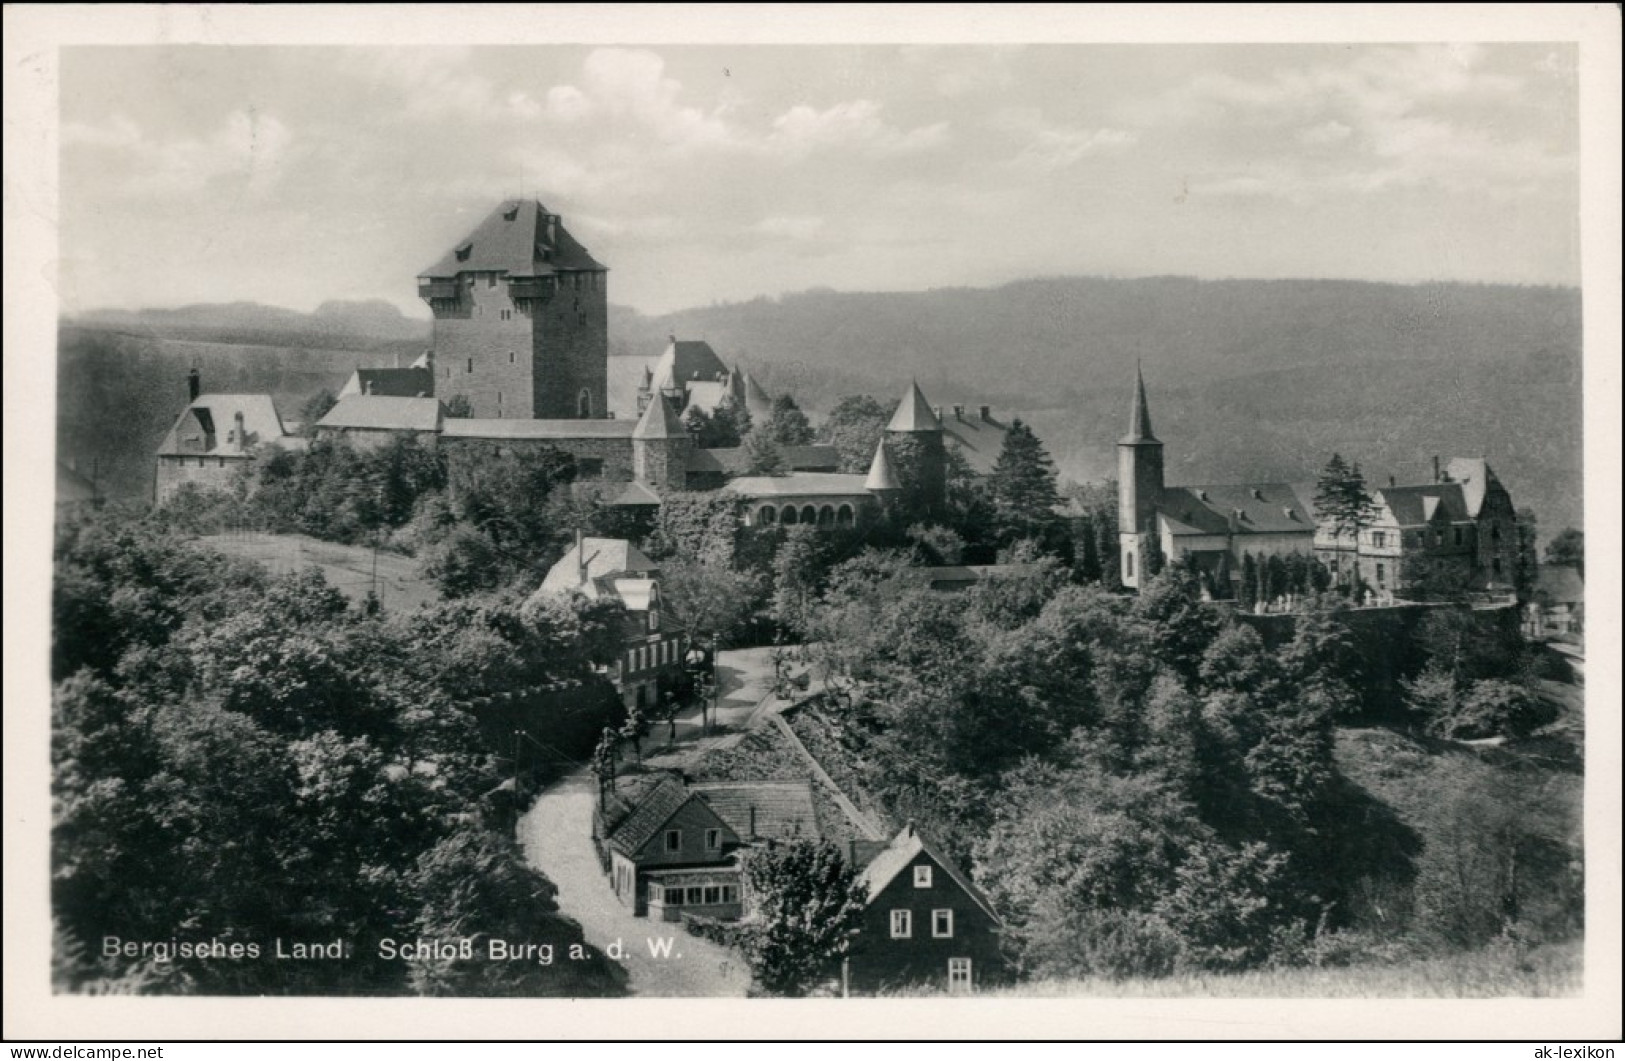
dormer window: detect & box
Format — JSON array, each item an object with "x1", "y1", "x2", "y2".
[
  {"x1": 649, "y1": 610, "x2": 660, "y2": 633},
  {"x1": 913, "y1": 865, "x2": 933, "y2": 888},
  {"x1": 455, "y1": 242, "x2": 472, "y2": 263},
  {"x1": 503, "y1": 206, "x2": 519, "y2": 221}
]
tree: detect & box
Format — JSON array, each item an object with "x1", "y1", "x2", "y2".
[
  {"x1": 1238, "y1": 554, "x2": 1258, "y2": 611},
  {"x1": 1313, "y1": 454, "x2": 1376, "y2": 590},
  {"x1": 683, "y1": 400, "x2": 749, "y2": 449},
  {"x1": 591, "y1": 727, "x2": 617, "y2": 801},
  {"x1": 297, "y1": 389, "x2": 338, "y2": 436},
  {"x1": 1514, "y1": 508, "x2": 1541, "y2": 596},
  {"x1": 743, "y1": 429, "x2": 785, "y2": 476},
  {"x1": 819, "y1": 395, "x2": 892, "y2": 473},
  {"x1": 1544, "y1": 527, "x2": 1583, "y2": 577},
  {"x1": 443, "y1": 394, "x2": 473, "y2": 418},
  {"x1": 762, "y1": 393, "x2": 815, "y2": 446},
  {"x1": 738, "y1": 839, "x2": 867, "y2": 996},
  {"x1": 658, "y1": 558, "x2": 765, "y2": 649},
  {"x1": 619, "y1": 703, "x2": 649, "y2": 763},
  {"x1": 989, "y1": 418, "x2": 1062, "y2": 545},
  {"x1": 770, "y1": 525, "x2": 823, "y2": 638}
]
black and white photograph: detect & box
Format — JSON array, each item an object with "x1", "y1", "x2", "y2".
[{"x1": 4, "y1": 3, "x2": 1619, "y2": 1043}]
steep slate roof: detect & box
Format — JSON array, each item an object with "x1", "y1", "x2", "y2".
[
  {"x1": 856, "y1": 825, "x2": 1002, "y2": 924},
  {"x1": 782, "y1": 445, "x2": 841, "y2": 471},
  {"x1": 725, "y1": 473, "x2": 872, "y2": 499},
  {"x1": 924, "y1": 564, "x2": 1040, "y2": 591},
  {"x1": 441, "y1": 418, "x2": 635, "y2": 440},
  {"x1": 633, "y1": 393, "x2": 687, "y2": 440},
  {"x1": 1157, "y1": 482, "x2": 1318, "y2": 537},
  {"x1": 1443, "y1": 457, "x2": 1496, "y2": 517},
  {"x1": 1377, "y1": 483, "x2": 1470, "y2": 527},
  {"x1": 538, "y1": 536, "x2": 659, "y2": 596},
  {"x1": 420, "y1": 199, "x2": 604, "y2": 278},
  {"x1": 158, "y1": 394, "x2": 290, "y2": 456},
  {"x1": 605, "y1": 774, "x2": 701, "y2": 857},
  {"x1": 692, "y1": 781, "x2": 820, "y2": 841},
  {"x1": 865, "y1": 440, "x2": 901, "y2": 491},
  {"x1": 345, "y1": 366, "x2": 435, "y2": 399},
  {"x1": 592, "y1": 480, "x2": 663, "y2": 507},
  {"x1": 739, "y1": 370, "x2": 774, "y2": 421},
  {"x1": 317, "y1": 395, "x2": 444, "y2": 433},
  {"x1": 649, "y1": 339, "x2": 730, "y2": 394},
  {"x1": 887, "y1": 380, "x2": 943, "y2": 433},
  {"x1": 1121, "y1": 363, "x2": 1158, "y2": 444},
  {"x1": 942, "y1": 413, "x2": 1013, "y2": 477}
]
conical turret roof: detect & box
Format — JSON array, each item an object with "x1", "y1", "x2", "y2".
[
  {"x1": 865, "y1": 439, "x2": 902, "y2": 492},
  {"x1": 740, "y1": 370, "x2": 774, "y2": 421},
  {"x1": 633, "y1": 392, "x2": 686, "y2": 440},
  {"x1": 886, "y1": 379, "x2": 942, "y2": 433},
  {"x1": 1119, "y1": 363, "x2": 1159, "y2": 445}
]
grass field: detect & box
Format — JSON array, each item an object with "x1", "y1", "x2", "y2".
[
  {"x1": 894, "y1": 942, "x2": 1583, "y2": 998},
  {"x1": 197, "y1": 532, "x2": 440, "y2": 613}
]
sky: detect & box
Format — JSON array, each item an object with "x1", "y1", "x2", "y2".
[{"x1": 57, "y1": 40, "x2": 1580, "y2": 318}]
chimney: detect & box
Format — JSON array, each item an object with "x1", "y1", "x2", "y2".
[
  {"x1": 906, "y1": 818, "x2": 915, "y2": 838},
  {"x1": 1432, "y1": 455, "x2": 1441, "y2": 483},
  {"x1": 545, "y1": 213, "x2": 558, "y2": 245},
  {"x1": 187, "y1": 368, "x2": 201, "y2": 402},
  {"x1": 234, "y1": 411, "x2": 246, "y2": 452},
  {"x1": 932, "y1": 406, "x2": 942, "y2": 420},
  {"x1": 365, "y1": 378, "x2": 374, "y2": 395},
  {"x1": 848, "y1": 838, "x2": 858, "y2": 864},
  {"x1": 668, "y1": 334, "x2": 677, "y2": 345},
  {"x1": 979, "y1": 405, "x2": 991, "y2": 422}
]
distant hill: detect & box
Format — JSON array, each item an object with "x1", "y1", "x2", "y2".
[{"x1": 58, "y1": 277, "x2": 1583, "y2": 534}]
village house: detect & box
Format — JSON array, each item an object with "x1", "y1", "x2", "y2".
[
  {"x1": 597, "y1": 773, "x2": 822, "y2": 920},
  {"x1": 336, "y1": 360, "x2": 435, "y2": 401},
  {"x1": 845, "y1": 822, "x2": 1007, "y2": 995},
  {"x1": 529, "y1": 535, "x2": 687, "y2": 711},
  {"x1": 1524, "y1": 564, "x2": 1584, "y2": 639},
  {"x1": 154, "y1": 370, "x2": 306, "y2": 504}
]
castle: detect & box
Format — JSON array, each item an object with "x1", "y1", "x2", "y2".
[{"x1": 155, "y1": 200, "x2": 965, "y2": 524}]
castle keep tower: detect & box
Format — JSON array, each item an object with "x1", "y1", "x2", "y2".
[
  {"x1": 419, "y1": 200, "x2": 608, "y2": 420},
  {"x1": 1117, "y1": 364, "x2": 1165, "y2": 590}
]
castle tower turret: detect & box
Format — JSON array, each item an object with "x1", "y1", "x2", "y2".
[
  {"x1": 632, "y1": 392, "x2": 690, "y2": 493},
  {"x1": 1117, "y1": 363, "x2": 1165, "y2": 589},
  {"x1": 884, "y1": 379, "x2": 947, "y2": 520},
  {"x1": 418, "y1": 200, "x2": 608, "y2": 420}
]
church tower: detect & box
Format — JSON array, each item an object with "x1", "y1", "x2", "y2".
[
  {"x1": 419, "y1": 200, "x2": 608, "y2": 420},
  {"x1": 1117, "y1": 364, "x2": 1164, "y2": 590}
]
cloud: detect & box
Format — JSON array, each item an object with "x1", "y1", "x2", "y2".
[
  {"x1": 360, "y1": 49, "x2": 543, "y2": 123},
  {"x1": 1298, "y1": 119, "x2": 1352, "y2": 145},
  {"x1": 545, "y1": 48, "x2": 736, "y2": 151},
  {"x1": 751, "y1": 215, "x2": 825, "y2": 240},
  {"x1": 765, "y1": 99, "x2": 949, "y2": 159},
  {"x1": 997, "y1": 109, "x2": 1136, "y2": 172},
  {"x1": 65, "y1": 109, "x2": 294, "y2": 198}
]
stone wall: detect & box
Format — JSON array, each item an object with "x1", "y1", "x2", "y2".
[
  {"x1": 532, "y1": 270, "x2": 608, "y2": 419},
  {"x1": 430, "y1": 272, "x2": 538, "y2": 419},
  {"x1": 155, "y1": 454, "x2": 252, "y2": 504}
]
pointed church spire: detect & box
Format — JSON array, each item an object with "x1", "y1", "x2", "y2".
[
  {"x1": 1121, "y1": 361, "x2": 1158, "y2": 444},
  {"x1": 865, "y1": 439, "x2": 902, "y2": 492},
  {"x1": 633, "y1": 391, "x2": 686, "y2": 440},
  {"x1": 887, "y1": 378, "x2": 943, "y2": 433}
]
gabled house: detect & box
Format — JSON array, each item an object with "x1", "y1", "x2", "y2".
[
  {"x1": 846, "y1": 823, "x2": 1006, "y2": 995},
  {"x1": 597, "y1": 773, "x2": 821, "y2": 921},
  {"x1": 529, "y1": 535, "x2": 687, "y2": 711},
  {"x1": 154, "y1": 376, "x2": 306, "y2": 504}
]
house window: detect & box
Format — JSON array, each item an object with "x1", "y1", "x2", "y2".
[
  {"x1": 914, "y1": 865, "x2": 933, "y2": 888},
  {"x1": 1492, "y1": 558, "x2": 1503, "y2": 576},
  {"x1": 932, "y1": 910, "x2": 954, "y2": 938},
  {"x1": 650, "y1": 610, "x2": 661, "y2": 633},
  {"x1": 705, "y1": 829, "x2": 721, "y2": 852},
  {"x1": 1491, "y1": 524, "x2": 1502, "y2": 543},
  {"x1": 487, "y1": 273, "x2": 497, "y2": 288},
  {"x1": 782, "y1": 506, "x2": 798, "y2": 525},
  {"x1": 948, "y1": 958, "x2": 972, "y2": 993},
  {"x1": 1372, "y1": 531, "x2": 1386, "y2": 548},
  {"x1": 579, "y1": 389, "x2": 592, "y2": 418},
  {"x1": 466, "y1": 358, "x2": 473, "y2": 374},
  {"x1": 759, "y1": 506, "x2": 777, "y2": 525},
  {"x1": 703, "y1": 885, "x2": 721, "y2": 904},
  {"x1": 664, "y1": 830, "x2": 682, "y2": 853},
  {"x1": 721, "y1": 885, "x2": 739, "y2": 904},
  {"x1": 890, "y1": 910, "x2": 912, "y2": 938},
  {"x1": 509, "y1": 350, "x2": 515, "y2": 362},
  {"x1": 837, "y1": 504, "x2": 854, "y2": 526},
  {"x1": 686, "y1": 886, "x2": 704, "y2": 904},
  {"x1": 1376, "y1": 563, "x2": 1386, "y2": 585},
  {"x1": 1126, "y1": 551, "x2": 1135, "y2": 579}
]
